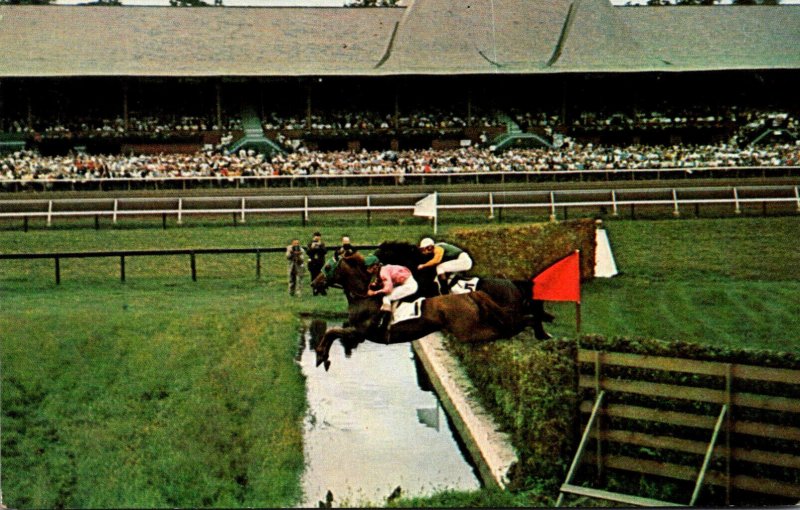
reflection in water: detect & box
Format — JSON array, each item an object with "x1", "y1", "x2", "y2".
[{"x1": 298, "y1": 320, "x2": 481, "y2": 507}]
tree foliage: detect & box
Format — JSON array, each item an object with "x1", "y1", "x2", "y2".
[
  {"x1": 642, "y1": 0, "x2": 780, "y2": 4},
  {"x1": 168, "y1": 0, "x2": 211, "y2": 6},
  {"x1": 345, "y1": 0, "x2": 398, "y2": 6},
  {"x1": 0, "y1": 0, "x2": 54, "y2": 4}
]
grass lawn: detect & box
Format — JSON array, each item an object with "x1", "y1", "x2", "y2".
[{"x1": 1, "y1": 214, "x2": 798, "y2": 507}]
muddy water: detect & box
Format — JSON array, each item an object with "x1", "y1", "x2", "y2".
[{"x1": 298, "y1": 320, "x2": 480, "y2": 507}]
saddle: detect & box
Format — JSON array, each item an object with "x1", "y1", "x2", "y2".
[
  {"x1": 390, "y1": 298, "x2": 425, "y2": 325},
  {"x1": 448, "y1": 276, "x2": 480, "y2": 294}
]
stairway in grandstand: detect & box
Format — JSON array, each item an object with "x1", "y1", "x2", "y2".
[
  {"x1": 227, "y1": 104, "x2": 284, "y2": 156},
  {"x1": 0, "y1": 133, "x2": 27, "y2": 154},
  {"x1": 748, "y1": 127, "x2": 798, "y2": 146},
  {"x1": 490, "y1": 112, "x2": 553, "y2": 152}
]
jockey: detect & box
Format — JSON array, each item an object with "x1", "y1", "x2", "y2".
[
  {"x1": 417, "y1": 238, "x2": 473, "y2": 294},
  {"x1": 364, "y1": 255, "x2": 419, "y2": 313}
]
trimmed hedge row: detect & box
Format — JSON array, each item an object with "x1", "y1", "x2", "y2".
[{"x1": 446, "y1": 219, "x2": 597, "y2": 280}]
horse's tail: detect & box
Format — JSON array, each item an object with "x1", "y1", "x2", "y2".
[
  {"x1": 469, "y1": 291, "x2": 516, "y2": 335},
  {"x1": 512, "y1": 279, "x2": 555, "y2": 323},
  {"x1": 512, "y1": 279, "x2": 536, "y2": 315}
]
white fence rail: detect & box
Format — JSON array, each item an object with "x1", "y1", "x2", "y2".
[{"x1": 1, "y1": 185, "x2": 799, "y2": 228}]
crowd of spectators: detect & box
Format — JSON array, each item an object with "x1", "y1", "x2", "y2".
[
  {"x1": 2, "y1": 114, "x2": 243, "y2": 139},
  {"x1": 3, "y1": 106, "x2": 796, "y2": 145},
  {"x1": 1, "y1": 141, "x2": 797, "y2": 183},
  {"x1": 261, "y1": 108, "x2": 500, "y2": 133}
]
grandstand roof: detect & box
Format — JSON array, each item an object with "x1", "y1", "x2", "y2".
[{"x1": 0, "y1": 0, "x2": 798, "y2": 77}]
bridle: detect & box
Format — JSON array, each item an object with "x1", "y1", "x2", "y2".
[{"x1": 320, "y1": 255, "x2": 372, "y2": 299}]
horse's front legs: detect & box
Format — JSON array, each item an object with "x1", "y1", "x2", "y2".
[{"x1": 315, "y1": 326, "x2": 362, "y2": 371}]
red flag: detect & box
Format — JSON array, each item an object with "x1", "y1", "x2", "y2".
[{"x1": 533, "y1": 251, "x2": 580, "y2": 303}]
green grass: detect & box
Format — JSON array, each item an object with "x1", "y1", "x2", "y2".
[
  {"x1": 1, "y1": 215, "x2": 798, "y2": 507},
  {"x1": 574, "y1": 216, "x2": 800, "y2": 351}
]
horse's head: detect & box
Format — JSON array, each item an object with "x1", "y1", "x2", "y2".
[
  {"x1": 315, "y1": 347, "x2": 332, "y2": 371},
  {"x1": 312, "y1": 253, "x2": 371, "y2": 297},
  {"x1": 311, "y1": 256, "x2": 339, "y2": 294}
]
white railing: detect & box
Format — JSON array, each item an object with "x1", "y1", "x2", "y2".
[{"x1": 1, "y1": 185, "x2": 798, "y2": 228}]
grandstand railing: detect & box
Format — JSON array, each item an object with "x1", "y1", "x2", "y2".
[
  {"x1": 0, "y1": 165, "x2": 797, "y2": 192},
  {"x1": 1, "y1": 185, "x2": 798, "y2": 229}
]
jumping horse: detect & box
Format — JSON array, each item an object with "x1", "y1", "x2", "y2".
[
  {"x1": 310, "y1": 253, "x2": 529, "y2": 370},
  {"x1": 373, "y1": 241, "x2": 554, "y2": 340}
]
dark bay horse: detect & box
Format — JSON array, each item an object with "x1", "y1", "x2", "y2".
[
  {"x1": 374, "y1": 241, "x2": 554, "y2": 340},
  {"x1": 310, "y1": 253, "x2": 526, "y2": 370}
]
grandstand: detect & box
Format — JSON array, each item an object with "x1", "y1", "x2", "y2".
[{"x1": 0, "y1": 0, "x2": 798, "y2": 161}]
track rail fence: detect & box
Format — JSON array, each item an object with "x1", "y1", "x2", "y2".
[
  {"x1": 0, "y1": 245, "x2": 379, "y2": 285},
  {"x1": 1, "y1": 185, "x2": 798, "y2": 230}
]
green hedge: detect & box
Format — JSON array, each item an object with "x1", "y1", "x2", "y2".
[{"x1": 445, "y1": 219, "x2": 597, "y2": 280}]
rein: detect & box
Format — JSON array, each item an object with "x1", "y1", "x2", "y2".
[{"x1": 323, "y1": 255, "x2": 372, "y2": 299}]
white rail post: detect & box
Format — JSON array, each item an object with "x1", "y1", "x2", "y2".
[
  {"x1": 795, "y1": 186, "x2": 800, "y2": 213},
  {"x1": 733, "y1": 188, "x2": 741, "y2": 215},
  {"x1": 47, "y1": 200, "x2": 53, "y2": 227},
  {"x1": 488, "y1": 192, "x2": 495, "y2": 220},
  {"x1": 366, "y1": 195, "x2": 371, "y2": 226},
  {"x1": 611, "y1": 190, "x2": 618, "y2": 216},
  {"x1": 549, "y1": 191, "x2": 557, "y2": 222},
  {"x1": 672, "y1": 189, "x2": 680, "y2": 217},
  {"x1": 112, "y1": 199, "x2": 118, "y2": 224},
  {"x1": 240, "y1": 198, "x2": 246, "y2": 224},
  {"x1": 304, "y1": 196, "x2": 309, "y2": 223},
  {"x1": 177, "y1": 198, "x2": 183, "y2": 225}
]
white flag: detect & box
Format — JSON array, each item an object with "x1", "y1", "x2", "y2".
[
  {"x1": 594, "y1": 228, "x2": 619, "y2": 278},
  {"x1": 413, "y1": 193, "x2": 437, "y2": 219}
]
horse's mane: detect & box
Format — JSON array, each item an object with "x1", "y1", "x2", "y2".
[{"x1": 375, "y1": 240, "x2": 424, "y2": 266}]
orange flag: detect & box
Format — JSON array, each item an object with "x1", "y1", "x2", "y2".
[{"x1": 532, "y1": 250, "x2": 580, "y2": 303}]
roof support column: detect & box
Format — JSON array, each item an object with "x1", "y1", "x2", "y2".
[
  {"x1": 122, "y1": 80, "x2": 129, "y2": 132},
  {"x1": 0, "y1": 79, "x2": 4, "y2": 132},
  {"x1": 306, "y1": 82, "x2": 312, "y2": 130},
  {"x1": 467, "y1": 89, "x2": 472, "y2": 127},
  {"x1": 215, "y1": 80, "x2": 222, "y2": 130},
  {"x1": 27, "y1": 82, "x2": 33, "y2": 131},
  {"x1": 394, "y1": 85, "x2": 400, "y2": 130}
]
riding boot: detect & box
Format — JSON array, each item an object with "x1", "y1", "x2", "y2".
[
  {"x1": 378, "y1": 311, "x2": 392, "y2": 343},
  {"x1": 437, "y1": 275, "x2": 450, "y2": 295}
]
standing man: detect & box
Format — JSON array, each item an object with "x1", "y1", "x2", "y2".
[
  {"x1": 335, "y1": 235, "x2": 358, "y2": 260},
  {"x1": 306, "y1": 231, "x2": 327, "y2": 295},
  {"x1": 286, "y1": 238, "x2": 306, "y2": 297},
  {"x1": 417, "y1": 237, "x2": 473, "y2": 294}
]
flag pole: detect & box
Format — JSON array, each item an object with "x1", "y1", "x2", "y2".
[
  {"x1": 576, "y1": 249, "x2": 581, "y2": 334},
  {"x1": 433, "y1": 191, "x2": 438, "y2": 235}
]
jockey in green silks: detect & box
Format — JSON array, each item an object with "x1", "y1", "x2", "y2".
[{"x1": 416, "y1": 238, "x2": 473, "y2": 295}]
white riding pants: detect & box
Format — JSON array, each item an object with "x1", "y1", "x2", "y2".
[
  {"x1": 382, "y1": 275, "x2": 419, "y2": 306},
  {"x1": 436, "y1": 252, "x2": 473, "y2": 276}
]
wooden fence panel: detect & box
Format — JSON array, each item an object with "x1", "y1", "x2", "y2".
[{"x1": 574, "y1": 349, "x2": 800, "y2": 503}]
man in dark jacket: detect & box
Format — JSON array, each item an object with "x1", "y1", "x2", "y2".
[{"x1": 306, "y1": 231, "x2": 328, "y2": 295}]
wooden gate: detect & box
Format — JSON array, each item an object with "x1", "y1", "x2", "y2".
[{"x1": 557, "y1": 350, "x2": 800, "y2": 506}]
